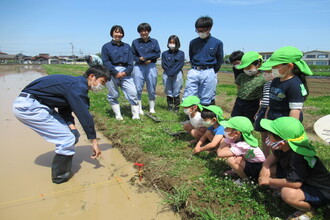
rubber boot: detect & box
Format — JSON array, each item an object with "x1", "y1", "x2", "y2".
[
  {"x1": 131, "y1": 105, "x2": 140, "y2": 120},
  {"x1": 138, "y1": 100, "x2": 144, "y2": 115},
  {"x1": 174, "y1": 96, "x2": 181, "y2": 112},
  {"x1": 51, "y1": 154, "x2": 73, "y2": 184},
  {"x1": 149, "y1": 100, "x2": 156, "y2": 113},
  {"x1": 167, "y1": 96, "x2": 174, "y2": 111},
  {"x1": 111, "y1": 104, "x2": 123, "y2": 120}
]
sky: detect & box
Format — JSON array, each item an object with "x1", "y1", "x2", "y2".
[{"x1": 0, "y1": 0, "x2": 329, "y2": 59}]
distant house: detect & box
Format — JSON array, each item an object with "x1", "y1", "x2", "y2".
[
  {"x1": 32, "y1": 53, "x2": 52, "y2": 64},
  {"x1": 303, "y1": 50, "x2": 330, "y2": 66},
  {"x1": 259, "y1": 52, "x2": 273, "y2": 61},
  {"x1": 0, "y1": 54, "x2": 17, "y2": 63}
]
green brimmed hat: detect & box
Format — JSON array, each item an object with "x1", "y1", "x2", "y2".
[
  {"x1": 180, "y1": 96, "x2": 202, "y2": 110},
  {"x1": 220, "y1": 116, "x2": 258, "y2": 147},
  {"x1": 259, "y1": 46, "x2": 313, "y2": 75},
  {"x1": 260, "y1": 117, "x2": 316, "y2": 167},
  {"x1": 202, "y1": 105, "x2": 224, "y2": 122},
  {"x1": 236, "y1": 51, "x2": 263, "y2": 69}
]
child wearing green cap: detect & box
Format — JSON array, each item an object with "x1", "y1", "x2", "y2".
[
  {"x1": 231, "y1": 51, "x2": 266, "y2": 123},
  {"x1": 193, "y1": 105, "x2": 225, "y2": 154},
  {"x1": 217, "y1": 116, "x2": 265, "y2": 182},
  {"x1": 259, "y1": 117, "x2": 330, "y2": 219},
  {"x1": 254, "y1": 69, "x2": 274, "y2": 157},
  {"x1": 180, "y1": 96, "x2": 207, "y2": 142},
  {"x1": 259, "y1": 46, "x2": 312, "y2": 122}
]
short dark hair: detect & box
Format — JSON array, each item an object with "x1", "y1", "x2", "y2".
[
  {"x1": 110, "y1": 25, "x2": 125, "y2": 38},
  {"x1": 137, "y1": 23, "x2": 151, "y2": 33},
  {"x1": 201, "y1": 109, "x2": 216, "y2": 119},
  {"x1": 229, "y1": 51, "x2": 244, "y2": 63},
  {"x1": 167, "y1": 35, "x2": 181, "y2": 51},
  {"x1": 195, "y1": 16, "x2": 213, "y2": 29},
  {"x1": 83, "y1": 65, "x2": 110, "y2": 81}
]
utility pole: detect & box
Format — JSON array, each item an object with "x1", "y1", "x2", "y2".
[{"x1": 69, "y1": 42, "x2": 74, "y2": 58}]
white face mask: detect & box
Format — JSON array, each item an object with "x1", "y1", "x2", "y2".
[
  {"x1": 183, "y1": 108, "x2": 192, "y2": 115},
  {"x1": 198, "y1": 32, "x2": 208, "y2": 39},
  {"x1": 168, "y1": 44, "x2": 176, "y2": 50},
  {"x1": 244, "y1": 68, "x2": 258, "y2": 76},
  {"x1": 224, "y1": 131, "x2": 235, "y2": 140},
  {"x1": 264, "y1": 72, "x2": 274, "y2": 81},
  {"x1": 234, "y1": 64, "x2": 240, "y2": 69},
  {"x1": 272, "y1": 65, "x2": 288, "y2": 78},
  {"x1": 202, "y1": 119, "x2": 214, "y2": 128},
  {"x1": 91, "y1": 82, "x2": 104, "y2": 92}
]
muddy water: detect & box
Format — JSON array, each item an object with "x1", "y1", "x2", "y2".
[{"x1": 0, "y1": 65, "x2": 179, "y2": 220}]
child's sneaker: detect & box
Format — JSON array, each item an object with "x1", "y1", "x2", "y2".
[{"x1": 287, "y1": 210, "x2": 314, "y2": 220}]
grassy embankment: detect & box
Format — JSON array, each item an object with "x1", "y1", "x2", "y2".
[{"x1": 43, "y1": 64, "x2": 330, "y2": 220}]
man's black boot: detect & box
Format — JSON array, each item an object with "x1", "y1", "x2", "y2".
[
  {"x1": 167, "y1": 96, "x2": 174, "y2": 111},
  {"x1": 51, "y1": 154, "x2": 73, "y2": 184},
  {"x1": 174, "y1": 96, "x2": 181, "y2": 112}
]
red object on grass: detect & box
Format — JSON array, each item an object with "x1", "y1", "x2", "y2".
[{"x1": 134, "y1": 163, "x2": 144, "y2": 167}]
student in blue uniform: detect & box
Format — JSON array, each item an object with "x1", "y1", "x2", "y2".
[
  {"x1": 182, "y1": 16, "x2": 223, "y2": 106},
  {"x1": 13, "y1": 65, "x2": 110, "y2": 184},
  {"x1": 102, "y1": 25, "x2": 140, "y2": 120},
  {"x1": 131, "y1": 23, "x2": 161, "y2": 114},
  {"x1": 260, "y1": 46, "x2": 312, "y2": 122},
  {"x1": 161, "y1": 35, "x2": 185, "y2": 112}
]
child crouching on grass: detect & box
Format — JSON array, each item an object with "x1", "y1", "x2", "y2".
[
  {"x1": 193, "y1": 105, "x2": 225, "y2": 154},
  {"x1": 259, "y1": 117, "x2": 330, "y2": 220},
  {"x1": 217, "y1": 116, "x2": 265, "y2": 183},
  {"x1": 180, "y1": 96, "x2": 207, "y2": 143}
]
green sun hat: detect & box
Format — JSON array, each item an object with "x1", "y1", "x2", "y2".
[
  {"x1": 236, "y1": 51, "x2": 263, "y2": 69},
  {"x1": 259, "y1": 46, "x2": 313, "y2": 75},
  {"x1": 260, "y1": 117, "x2": 316, "y2": 167},
  {"x1": 180, "y1": 96, "x2": 203, "y2": 110},
  {"x1": 220, "y1": 116, "x2": 258, "y2": 147},
  {"x1": 201, "y1": 105, "x2": 224, "y2": 122}
]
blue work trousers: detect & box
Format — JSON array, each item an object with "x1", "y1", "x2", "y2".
[
  {"x1": 106, "y1": 66, "x2": 139, "y2": 105},
  {"x1": 183, "y1": 68, "x2": 217, "y2": 105},
  {"x1": 132, "y1": 63, "x2": 158, "y2": 101},
  {"x1": 162, "y1": 71, "x2": 183, "y2": 97},
  {"x1": 13, "y1": 95, "x2": 76, "y2": 156}
]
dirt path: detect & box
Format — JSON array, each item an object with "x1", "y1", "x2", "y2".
[{"x1": 0, "y1": 65, "x2": 179, "y2": 220}]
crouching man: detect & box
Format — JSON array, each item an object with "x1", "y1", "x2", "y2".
[{"x1": 13, "y1": 65, "x2": 110, "y2": 184}]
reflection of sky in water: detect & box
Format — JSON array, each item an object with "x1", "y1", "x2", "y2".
[{"x1": 0, "y1": 65, "x2": 45, "y2": 120}]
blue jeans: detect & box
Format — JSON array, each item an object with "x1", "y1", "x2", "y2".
[
  {"x1": 162, "y1": 71, "x2": 183, "y2": 97},
  {"x1": 13, "y1": 95, "x2": 76, "y2": 155},
  {"x1": 132, "y1": 63, "x2": 158, "y2": 100},
  {"x1": 182, "y1": 68, "x2": 217, "y2": 105},
  {"x1": 106, "y1": 66, "x2": 139, "y2": 105}
]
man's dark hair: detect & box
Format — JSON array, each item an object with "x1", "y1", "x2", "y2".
[
  {"x1": 137, "y1": 23, "x2": 151, "y2": 33},
  {"x1": 110, "y1": 25, "x2": 125, "y2": 38},
  {"x1": 167, "y1": 35, "x2": 181, "y2": 51},
  {"x1": 84, "y1": 65, "x2": 110, "y2": 81},
  {"x1": 201, "y1": 109, "x2": 216, "y2": 119},
  {"x1": 229, "y1": 51, "x2": 244, "y2": 63},
  {"x1": 195, "y1": 16, "x2": 213, "y2": 29}
]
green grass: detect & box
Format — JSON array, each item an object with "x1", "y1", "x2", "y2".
[{"x1": 42, "y1": 64, "x2": 330, "y2": 220}]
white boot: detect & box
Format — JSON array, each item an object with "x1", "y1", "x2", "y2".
[
  {"x1": 138, "y1": 100, "x2": 144, "y2": 115},
  {"x1": 111, "y1": 104, "x2": 123, "y2": 120},
  {"x1": 149, "y1": 100, "x2": 156, "y2": 113},
  {"x1": 131, "y1": 105, "x2": 140, "y2": 120}
]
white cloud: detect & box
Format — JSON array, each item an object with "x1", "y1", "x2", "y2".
[{"x1": 206, "y1": 0, "x2": 273, "y2": 5}]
